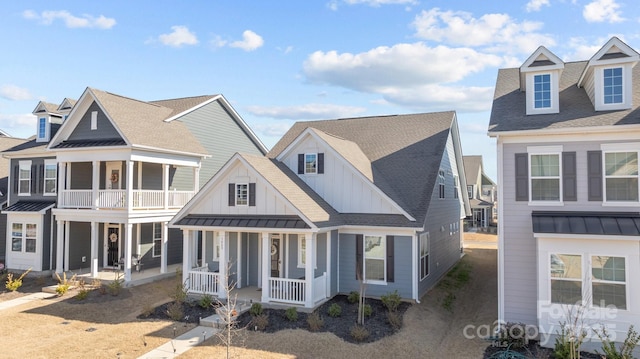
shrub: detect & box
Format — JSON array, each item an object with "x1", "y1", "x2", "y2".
[
  {"x1": 554, "y1": 322, "x2": 586, "y2": 359},
  {"x1": 170, "y1": 282, "x2": 187, "y2": 303},
  {"x1": 199, "y1": 294, "x2": 214, "y2": 309},
  {"x1": 249, "y1": 303, "x2": 263, "y2": 316},
  {"x1": 166, "y1": 301, "x2": 184, "y2": 321},
  {"x1": 327, "y1": 303, "x2": 342, "y2": 317},
  {"x1": 494, "y1": 322, "x2": 529, "y2": 349},
  {"x1": 381, "y1": 290, "x2": 402, "y2": 312},
  {"x1": 347, "y1": 291, "x2": 360, "y2": 304},
  {"x1": 108, "y1": 277, "x2": 124, "y2": 296},
  {"x1": 140, "y1": 303, "x2": 155, "y2": 318},
  {"x1": 307, "y1": 312, "x2": 324, "y2": 332},
  {"x1": 75, "y1": 288, "x2": 90, "y2": 300},
  {"x1": 363, "y1": 303, "x2": 373, "y2": 317},
  {"x1": 54, "y1": 272, "x2": 77, "y2": 296},
  {"x1": 595, "y1": 324, "x2": 640, "y2": 359},
  {"x1": 350, "y1": 325, "x2": 370, "y2": 342},
  {"x1": 285, "y1": 307, "x2": 298, "y2": 322},
  {"x1": 5, "y1": 268, "x2": 31, "y2": 292},
  {"x1": 251, "y1": 314, "x2": 269, "y2": 331},
  {"x1": 387, "y1": 311, "x2": 402, "y2": 330}
]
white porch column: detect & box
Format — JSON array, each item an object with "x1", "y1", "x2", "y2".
[
  {"x1": 163, "y1": 164, "x2": 169, "y2": 210},
  {"x1": 182, "y1": 229, "x2": 190, "y2": 285},
  {"x1": 126, "y1": 160, "x2": 134, "y2": 209},
  {"x1": 90, "y1": 221, "x2": 98, "y2": 277},
  {"x1": 261, "y1": 232, "x2": 270, "y2": 303},
  {"x1": 326, "y1": 232, "x2": 331, "y2": 298},
  {"x1": 57, "y1": 162, "x2": 67, "y2": 206},
  {"x1": 161, "y1": 221, "x2": 168, "y2": 274},
  {"x1": 236, "y1": 233, "x2": 242, "y2": 288},
  {"x1": 64, "y1": 221, "x2": 70, "y2": 271},
  {"x1": 193, "y1": 166, "x2": 200, "y2": 191},
  {"x1": 124, "y1": 223, "x2": 133, "y2": 282},
  {"x1": 92, "y1": 161, "x2": 99, "y2": 209},
  {"x1": 218, "y1": 231, "x2": 227, "y2": 298},
  {"x1": 304, "y1": 233, "x2": 315, "y2": 308},
  {"x1": 55, "y1": 220, "x2": 64, "y2": 273}
]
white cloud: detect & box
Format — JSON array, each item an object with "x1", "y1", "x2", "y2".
[
  {"x1": 253, "y1": 121, "x2": 295, "y2": 138},
  {"x1": 526, "y1": 0, "x2": 550, "y2": 12},
  {"x1": 23, "y1": 10, "x2": 116, "y2": 29},
  {"x1": 412, "y1": 8, "x2": 555, "y2": 54},
  {"x1": 247, "y1": 103, "x2": 366, "y2": 120},
  {"x1": 0, "y1": 85, "x2": 33, "y2": 101},
  {"x1": 229, "y1": 30, "x2": 264, "y2": 51},
  {"x1": 158, "y1": 26, "x2": 198, "y2": 47},
  {"x1": 0, "y1": 113, "x2": 36, "y2": 137},
  {"x1": 382, "y1": 84, "x2": 494, "y2": 112},
  {"x1": 583, "y1": 0, "x2": 624, "y2": 23}
]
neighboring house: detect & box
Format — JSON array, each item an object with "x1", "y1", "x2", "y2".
[
  {"x1": 1, "y1": 87, "x2": 266, "y2": 285},
  {"x1": 462, "y1": 155, "x2": 497, "y2": 230},
  {"x1": 489, "y1": 36, "x2": 640, "y2": 350},
  {"x1": 170, "y1": 112, "x2": 470, "y2": 308}
]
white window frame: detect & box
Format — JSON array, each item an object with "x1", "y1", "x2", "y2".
[
  {"x1": 304, "y1": 153, "x2": 317, "y2": 174},
  {"x1": 601, "y1": 143, "x2": 640, "y2": 205},
  {"x1": 525, "y1": 71, "x2": 559, "y2": 115},
  {"x1": 533, "y1": 73, "x2": 552, "y2": 109},
  {"x1": 235, "y1": 183, "x2": 248, "y2": 206},
  {"x1": 591, "y1": 255, "x2": 627, "y2": 310},
  {"x1": 603, "y1": 150, "x2": 639, "y2": 203},
  {"x1": 549, "y1": 253, "x2": 583, "y2": 305},
  {"x1": 213, "y1": 234, "x2": 221, "y2": 261},
  {"x1": 438, "y1": 170, "x2": 445, "y2": 199},
  {"x1": 91, "y1": 111, "x2": 98, "y2": 130},
  {"x1": 10, "y1": 222, "x2": 37, "y2": 254},
  {"x1": 595, "y1": 65, "x2": 633, "y2": 111},
  {"x1": 527, "y1": 146, "x2": 563, "y2": 204},
  {"x1": 363, "y1": 234, "x2": 386, "y2": 284},
  {"x1": 467, "y1": 185, "x2": 474, "y2": 199},
  {"x1": 603, "y1": 67, "x2": 624, "y2": 105},
  {"x1": 296, "y1": 235, "x2": 317, "y2": 268},
  {"x1": 18, "y1": 160, "x2": 32, "y2": 196},
  {"x1": 419, "y1": 232, "x2": 429, "y2": 281},
  {"x1": 152, "y1": 223, "x2": 162, "y2": 258},
  {"x1": 37, "y1": 117, "x2": 48, "y2": 142},
  {"x1": 43, "y1": 159, "x2": 57, "y2": 196}
]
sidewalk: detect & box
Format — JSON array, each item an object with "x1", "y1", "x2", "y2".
[
  {"x1": 0, "y1": 292, "x2": 55, "y2": 311},
  {"x1": 137, "y1": 325, "x2": 219, "y2": 359}
]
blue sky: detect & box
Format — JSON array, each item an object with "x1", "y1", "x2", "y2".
[{"x1": 1, "y1": 0, "x2": 639, "y2": 181}]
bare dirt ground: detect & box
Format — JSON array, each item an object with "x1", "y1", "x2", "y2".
[{"x1": 0, "y1": 239, "x2": 498, "y2": 359}]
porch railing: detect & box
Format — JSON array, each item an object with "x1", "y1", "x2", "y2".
[
  {"x1": 58, "y1": 189, "x2": 194, "y2": 210},
  {"x1": 187, "y1": 269, "x2": 219, "y2": 295},
  {"x1": 269, "y1": 272, "x2": 327, "y2": 305}
]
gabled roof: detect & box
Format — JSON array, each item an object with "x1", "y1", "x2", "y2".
[
  {"x1": 309, "y1": 128, "x2": 373, "y2": 180},
  {"x1": 57, "y1": 98, "x2": 76, "y2": 111},
  {"x1": 32, "y1": 101, "x2": 60, "y2": 115},
  {"x1": 578, "y1": 37, "x2": 640, "y2": 88},
  {"x1": 519, "y1": 46, "x2": 565, "y2": 91}
]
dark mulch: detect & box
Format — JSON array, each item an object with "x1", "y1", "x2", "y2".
[
  {"x1": 483, "y1": 341, "x2": 601, "y2": 359},
  {"x1": 142, "y1": 299, "x2": 219, "y2": 324}
]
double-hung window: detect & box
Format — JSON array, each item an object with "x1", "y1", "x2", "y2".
[
  {"x1": 591, "y1": 256, "x2": 626, "y2": 309},
  {"x1": 530, "y1": 153, "x2": 560, "y2": 201},
  {"x1": 419, "y1": 232, "x2": 429, "y2": 280},
  {"x1": 550, "y1": 254, "x2": 582, "y2": 305},
  {"x1": 364, "y1": 235, "x2": 385, "y2": 282},
  {"x1": 453, "y1": 175, "x2": 459, "y2": 199},
  {"x1": 305, "y1": 153, "x2": 317, "y2": 174},
  {"x1": 438, "y1": 170, "x2": 445, "y2": 199},
  {"x1": 18, "y1": 161, "x2": 32, "y2": 196},
  {"x1": 603, "y1": 67, "x2": 623, "y2": 104},
  {"x1": 44, "y1": 160, "x2": 57, "y2": 195},
  {"x1": 534, "y1": 74, "x2": 551, "y2": 109},
  {"x1": 11, "y1": 223, "x2": 37, "y2": 253},
  {"x1": 152, "y1": 223, "x2": 162, "y2": 257},
  {"x1": 37, "y1": 118, "x2": 47, "y2": 141},
  {"x1": 236, "y1": 183, "x2": 248, "y2": 206},
  {"x1": 467, "y1": 185, "x2": 474, "y2": 199},
  {"x1": 604, "y1": 151, "x2": 638, "y2": 202}
]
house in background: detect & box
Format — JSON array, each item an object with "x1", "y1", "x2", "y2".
[
  {"x1": 1, "y1": 87, "x2": 267, "y2": 285},
  {"x1": 462, "y1": 155, "x2": 497, "y2": 231},
  {"x1": 171, "y1": 112, "x2": 470, "y2": 308},
  {"x1": 489, "y1": 37, "x2": 640, "y2": 351}
]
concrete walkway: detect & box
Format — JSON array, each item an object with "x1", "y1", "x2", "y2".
[
  {"x1": 136, "y1": 325, "x2": 219, "y2": 359},
  {"x1": 0, "y1": 292, "x2": 55, "y2": 311}
]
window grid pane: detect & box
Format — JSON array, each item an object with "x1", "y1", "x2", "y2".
[
  {"x1": 305, "y1": 154, "x2": 317, "y2": 174},
  {"x1": 44, "y1": 164, "x2": 57, "y2": 194},
  {"x1": 236, "y1": 184, "x2": 248, "y2": 205},
  {"x1": 530, "y1": 154, "x2": 560, "y2": 201},
  {"x1": 534, "y1": 74, "x2": 551, "y2": 109},
  {"x1": 11, "y1": 223, "x2": 23, "y2": 252}
]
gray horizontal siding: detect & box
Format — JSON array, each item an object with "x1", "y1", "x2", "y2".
[{"x1": 9, "y1": 157, "x2": 57, "y2": 205}]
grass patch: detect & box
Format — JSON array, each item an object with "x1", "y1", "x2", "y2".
[{"x1": 437, "y1": 260, "x2": 471, "y2": 312}]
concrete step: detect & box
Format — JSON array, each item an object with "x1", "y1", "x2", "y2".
[{"x1": 199, "y1": 300, "x2": 252, "y2": 328}]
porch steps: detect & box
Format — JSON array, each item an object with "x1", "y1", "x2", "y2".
[{"x1": 199, "y1": 300, "x2": 252, "y2": 328}]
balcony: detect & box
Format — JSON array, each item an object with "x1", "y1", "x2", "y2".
[{"x1": 58, "y1": 189, "x2": 194, "y2": 210}]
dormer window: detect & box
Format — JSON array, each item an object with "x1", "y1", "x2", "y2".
[
  {"x1": 603, "y1": 67, "x2": 623, "y2": 104},
  {"x1": 534, "y1": 74, "x2": 551, "y2": 109},
  {"x1": 520, "y1": 46, "x2": 564, "y2": 116}
]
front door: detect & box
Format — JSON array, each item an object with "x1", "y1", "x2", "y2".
[
  {"x1": 105, "y1": 162, "x2": 122, "y2": 190},
  {"x1": 270, "y1": 234, "x2": 281, "y2": 277},
  {"x1": 106, "y1": 225, "x2": 120, "y2": 267}
]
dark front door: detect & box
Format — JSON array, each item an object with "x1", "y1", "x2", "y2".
[
  {"x1": 270, "y1": 235, "x2": 280, "y2": 277},
  {"x1": 107, "y1": 226, "x2": 120, "y2": 266}
]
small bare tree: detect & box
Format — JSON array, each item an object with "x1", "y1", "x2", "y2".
[
  {"x1": 356, "y1": 271, "x2": 368, "y2": 325},
  {"x1": 214, "y1": 261, "x2": 245, "y2": 359}
]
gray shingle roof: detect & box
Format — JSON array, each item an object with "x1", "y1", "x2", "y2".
[
  {"x1": 149, "y1": 95, "x2": 217, "y2": 118},
  {"x1": 489, "y1": 61, "x2": 640, "y2": 133},
  {"x1": 463, "y1": 155, "x2": 482, "y2": 186}
]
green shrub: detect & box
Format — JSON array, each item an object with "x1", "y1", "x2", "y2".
[
  {"x1": 328, "y1": 303, "x2": 342, "y2": 317},
  {"x1": 595, "y1": 324, "x2": 640, "y2": 359},
  {"x1": 381, "y1": 290, "x2": 402, "y2": 312},
  {"x1": 363, "y1": 303, "x2": 373, "y2": 317},
  {"x1": 285, "y1": 307, "x2": 298, "y2": 322},
  {"x1": 251, "y1": 314, "x2": 269, "y2": 331},
  {"x1": 347, "y1": 291, "x2": 360, "y2": 304},
  {"x1": 350, "y1": 325, "x2": 370, "y2": 342},
  {"x1": 307, "y1": 312, "x2": 324, "y2": 332},
  {"x1": 140, "y1": 303, "x2": 155, "y2": 318},
  {"x1": 54, "y1": 272, "x2": 77, "y2": 296},
  {"x1": 494, "y1": 322, "x2": 528, "y2": 349},
  {"x1": 5, "y1": 268, "x2": 31, "y2": 292},
  {"x1": 108, "y1": 277, "x2": 124, "y2": 296},
  {"x1": 75, "y1": 288, "x2": 90, "y2": 300},
  {"x1": 249, "y1": 302, "x2": 263, "y2": 316},
  {"x1": 199, "y1": 294, "x2": 214, "y2": 309},
  {"x1": 166, "y1": 301, "x2": 184, "y2": 321},
  {"x1": 387, "y1": 311, "x2": 402, "y2": 330}
]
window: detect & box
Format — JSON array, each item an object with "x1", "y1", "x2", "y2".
[
  {"x1": 438, "y1": 170, "x2": 445, "y2": 199},
  {"x1": 44, "y1": 160, "x2": 57, "y2": 195},
  {"x1": 364, "y1": 235, "x2": 385, "y2": 282},
  {"x1": 603, "y1": 67, "x2": 623, "y2": 104},
  {"x1": 38, "y1": 118, "x2": 47, "y2": 140},
  {"x1": 236, "y1": 183, "x2": 248, "y2": 206},
  {"x1": 530, "y1": 154, "x2": 560, "y2": 201},
  {"x1": 91, "y1": 111, "x2": 98, "y2": 130},
  {"x1": 213, "y1": 234, "x2": 221, "y2": 261},
  {"x1": 419, "y1": 232, "x2": 429, "y2": 280},
  {"x1": 534, "y1": 74, "x2": 551, "y2": 109},
  {"x1": 591, "y1": 256, "x2": 626, "y2": 309},
  {"x1": 305, "y1": 153, "x2": 317, "y2": 174},
  {"x1": 11, "y1": 223, "x2": 37, "y2": 253},
  {"x1": 453, "y1": 175, "x2": 459, "y2": 199},
  {"x1": 298, "y1": 235, "x2": 306, "y2": 268},
  {"x1": 152, "y1": 223, "x2": 162, "y2": 257},
  {"x1": 18, "y1": 161, "x2": 32, "y2": 196},
  {"x1": 550, "y1": 254, "x2": 582, "y2": 305},
  {"x1": 604, "y1": 152, "x2": 638, "y2": 202},
  {"x1": 467, "y1": 185, "x2": 474, "y2": 199}
]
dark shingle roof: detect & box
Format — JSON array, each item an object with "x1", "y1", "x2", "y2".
[
  {"x1": 532, "y1": 211, "x2": 640, "y2": 236},
  {"x1": 52, "y1": 138, "x2": 127, "y2": 149},
  {"x1": 175, "y1": 214, "x2": 310, "y2": 229},
  {"x1": 489, "y1": 61, "x2": 640, "y2": 133}
]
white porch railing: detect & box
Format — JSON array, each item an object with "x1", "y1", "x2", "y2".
[
  {"x1": 187, "y1": 269, "x2": 219, "y2": 295},
  {"x1": 269, "y1": 272, "x2": 328, "y2": 305},
  {"x1": 168, "y1": 191, "x2": 195, "y2": 208},
  {"x1": 60, "y1": 190, "x2": 92, "y2": 208},
  {"x1": 97, "y1": 190, "x2": 127, "y2": 208},
  {"x1": 313, "y1": 272, "x2": 328, "y2": 303},
  {"x1": 58, "y1": 189, "x2": 194, "y2": 210}
]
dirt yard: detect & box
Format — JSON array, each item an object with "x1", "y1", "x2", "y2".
[{"x1": 0, "y1": 241, "x2": 498, "y2": 358}]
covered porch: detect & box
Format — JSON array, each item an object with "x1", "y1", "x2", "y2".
[{"x1": 179, "y1": 221, "x2": 331, "y2": 308}]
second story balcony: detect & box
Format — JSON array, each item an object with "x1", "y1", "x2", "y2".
[{"x1": 59, "y1": 188, "x2": 194, "y2": 210}]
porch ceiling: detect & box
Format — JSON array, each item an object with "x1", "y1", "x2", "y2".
[{"x1": 175, "y1": 214, "x2": 310, "y2": 229}]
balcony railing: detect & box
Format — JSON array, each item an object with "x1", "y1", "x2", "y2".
[{"x1": 58, "y1": 189, "x2": 194, "y2": 209}]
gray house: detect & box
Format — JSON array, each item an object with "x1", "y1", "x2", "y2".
[
  {"x1": 463, "y1": 155, "x2": 497, "y2": 230},
  {"x1": 171, "y1": 112, "x2": 470, "y2": 308},
  {"x1": 489, "y1": 37, "x2": 640, "y2": 350},
  {"x1": 2, "y1": 87, "x2": 267, "y2": 285}
]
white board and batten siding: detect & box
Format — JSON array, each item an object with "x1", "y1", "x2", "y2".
[{"x1": 280, "y1": 135, "x2": 402, "y2": 215}]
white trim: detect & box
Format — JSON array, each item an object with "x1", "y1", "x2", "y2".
[
  {"x1": 17, "y1": 160, "x2": 32, "y2": 197},
  {"x1": 496, "y1": 136, "x2": 505, "y2": 323},
  {"x1": 43, "y1": 159, "x2": 57, "y2": 196},
  {"x1": 362, "y1": 234, "x2": 387, "y2": 285},
  {"x1": 304, "y1": 153, "x2": 318, "y2": 174},
  {"x1": 527, "y1": 149, "x2": 563, "y2": 204},
  {"x1": 525, "y1": 71, "x2": 560, "y2": 115}
]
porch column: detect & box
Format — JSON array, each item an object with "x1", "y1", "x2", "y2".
[
  {"x1": 182, "y1": 230, "x2": 190, "y2": 285},
  {"x1": 163, "y1": 164, "x2": 169, "y2": 210},
  {"x1": 218, "y1": 231, "x2": 227, "y2": 298},
  {"x1": 161, "y1": 221, "x2": 168, "y2": 273},
  {"x1": 64, "y1": 221, "x2": 70, "y2": 271},
  {"x1": 55, "y1": 220, "x2": 64, "y2": 274},
  {"x1": 126, "y1": 160, "x2": 134, "y2": 209},
  {"x1": 57, "y1": 162, "x2": 67, "y2": 206},
  {"x1": 326, "y1": 232, "x2": 331, "y2": 298},
  {"x1": 92, "y1": 161, "x2": 99, "y2": 209},
  {"x1": 261, "y1": 232, "x2": 269, "y2": 303},
  {"x1": 90, "y1": 221, "x2": 98, "y2": 277},
  {"x1": 304, "y1": 233, "x2": 315, "y2": 308},
  {"x1": 193, "y1": 166, "x2": 200, "y2": 191},
  {"x1": 124, "y1": 223, "x2": 133, "y2": 282}
]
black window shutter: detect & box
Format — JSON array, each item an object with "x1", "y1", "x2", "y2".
[
  {"x1": 355, "y1": 234, "x2": 363, "y2": 280},
  {"x1": 31, "y1": 164, "x2": 37, "y2": 193},
  {"x1": 228, "y1": 183, "x2": 235, "y2": 206},
  {"x1": 587, "y1": 151, "x2": 603, "y2": 201},
  {"x1": 386, "y1": 235, "x2": 394, "y2": 283},
  {"x1": 515, "y1": 153, "x2": 529, "y2": 201},
  {"x1": 297, "y1": 154, "x2": 304, "y2": 174},
  {"x1": 13, "y1": 165, "x2": 18, "y2": 193},
  {"x1": 39, "y1": 164, "x2": 44, "y2": 193},
  {"x1": 249, "y1": 183, "x2": 256, "y2": 206},
  {"x1": 318, "y1": 153, "x2": 324, "y2": 174},
  {"x1": 562, "y1": 152, "x2": 577, "y2": 201}
]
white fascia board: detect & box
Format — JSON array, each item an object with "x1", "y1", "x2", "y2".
[
  {"x1": 578, "y1": 37, "x2": 640, "y2": 87},
  {"x1": 488, "y1": 123, "x2": 640, "y2": 141},
  {"x1": 131, "y1": 149, "x2": 201, "y2": 167},
  {"x1": 520, "y1": 46, "x2": 565, "y2": 71},
  {"x1": 131, "y1": 144, "x2": 208, "y2": 160},
  {"x1": 338, "y1": 226, "x2": 422, "y2": 236},
  {"x1": 450, "y1": 115, "x2": 472, "y2": 216},
  {"x1": 2, "y1": 151, "x2": 51, "y2": 159},
  {"x1": 533, "y1": 232, "x2": 640, "y2": 241},
  {"x1": 55, "y1": 148, "x2": 131, "y2": 162},
  {"x1": 168, "y1": 224, "x2": 317, "y2": 234}
]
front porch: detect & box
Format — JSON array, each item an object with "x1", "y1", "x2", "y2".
[{"x1": 73, "y1": 263, "x2": 182, "y2": 286}]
